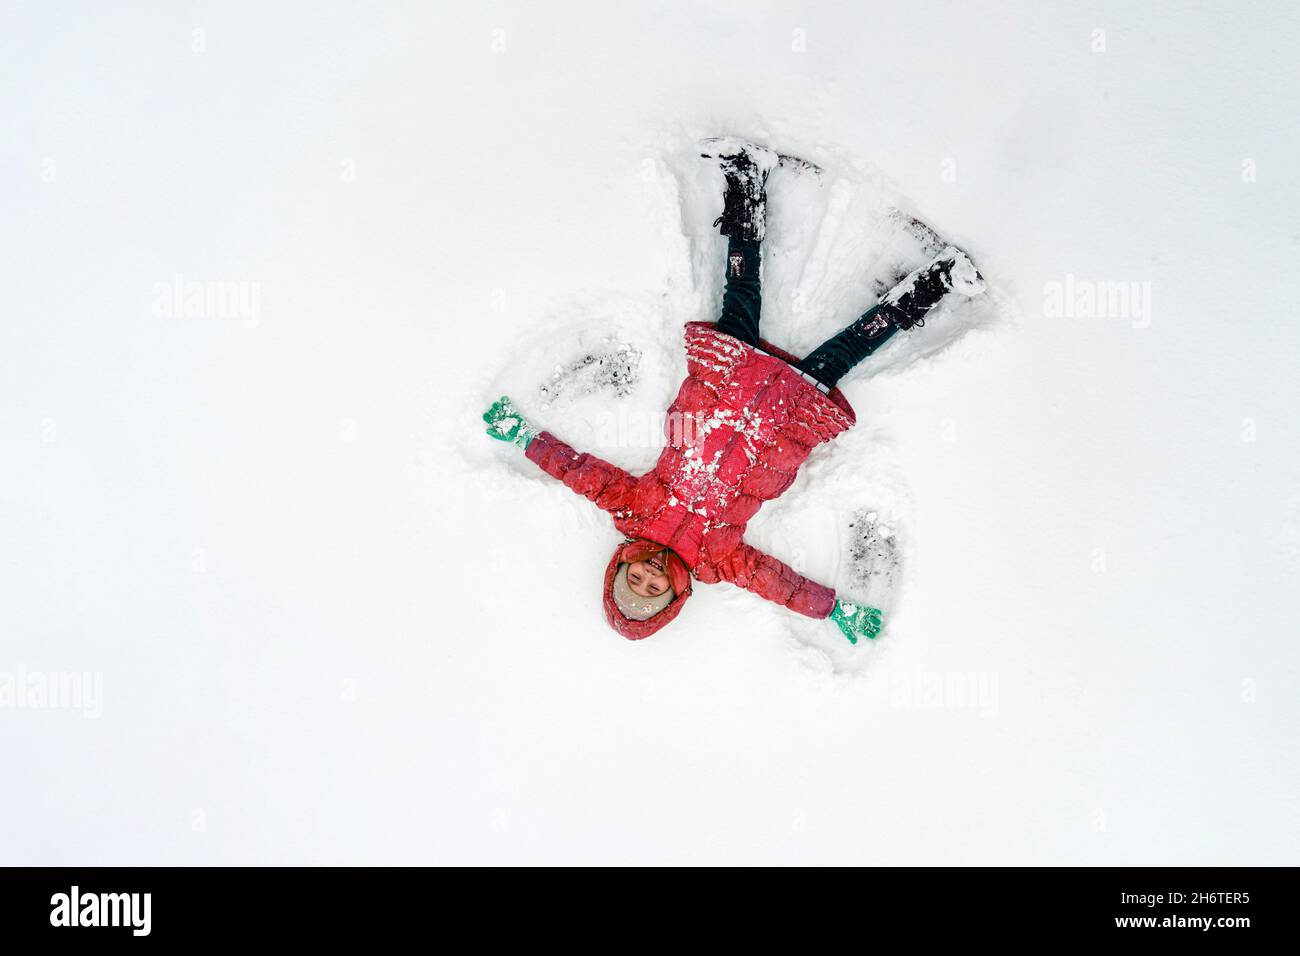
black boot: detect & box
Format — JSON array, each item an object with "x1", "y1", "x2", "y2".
[
  {"x1": 795, "y1": 247, "x2": 987, "y2": 390},
  {"x1": 701, "y1": 140, "x2": 779, "y2": 242},
  {"x1": 880, "y1": 245, "x2": 986, "y2": 329}
]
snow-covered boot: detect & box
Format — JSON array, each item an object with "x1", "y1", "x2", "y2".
[
  {"x1": 700, "y1": 138, "x2": 780, "y2": 242},
  {"x1": 881, "y1": 245, "x2": 986, "y2": 330}
]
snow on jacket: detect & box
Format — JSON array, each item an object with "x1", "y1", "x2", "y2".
[{"x1": 526, "y1": 321, "x2": 857, "y2": 639}]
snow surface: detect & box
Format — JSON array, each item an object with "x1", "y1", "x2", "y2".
[{"x1": 2, "y1": 2, "x2": 1298, "y2": 865}]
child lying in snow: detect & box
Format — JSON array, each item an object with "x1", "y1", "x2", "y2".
[{"x1": 483, "y1": 139, "x2": 986, "y2": 643}]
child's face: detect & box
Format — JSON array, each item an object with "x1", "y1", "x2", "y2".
[{"x1": 626, "y1": 553, "x2": 671, "y2": 598}]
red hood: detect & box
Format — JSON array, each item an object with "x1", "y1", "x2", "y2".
[{"x1": 602, "y1": 540, "x2": 692, "y2": 640}]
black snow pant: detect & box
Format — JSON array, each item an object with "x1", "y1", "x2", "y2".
[{"x1": 714, "y1": 236, "x2": 899, "y2": 391}]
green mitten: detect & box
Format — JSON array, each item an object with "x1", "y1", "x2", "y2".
[
  {"x1": 829, "y1": 600, "x2": 883, "y2": 644},
  {"x1": 482, "y1": 395, "x2": 539, "y2": 450}
]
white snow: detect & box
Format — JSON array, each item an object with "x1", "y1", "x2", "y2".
[
  {"x1": 945, "y1": 247, "x2": 986, "y2": 296},
  {"x1": 2, "y1": 2, "x2": 1298, "y2": 865}
]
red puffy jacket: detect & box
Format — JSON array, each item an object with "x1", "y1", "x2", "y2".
[{"x1": 526, "y1": 321, "x2": 857, "y2": 639}]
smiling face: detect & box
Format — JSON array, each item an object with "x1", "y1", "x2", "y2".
[{"x1": 626, "y1": 552, "x2": 671, "y2": 598}]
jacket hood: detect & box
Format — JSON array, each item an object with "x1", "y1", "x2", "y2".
[{"x1": 602, "y1": 539, "x2": 692, "y2": 640}]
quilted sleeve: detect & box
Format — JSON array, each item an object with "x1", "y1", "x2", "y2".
[
  {"x1": 714, "y1": 541, "x2": 836, "y2": 619},
  {"x1": 524, "y1": 430, "x2": 639, "y2": 515}
]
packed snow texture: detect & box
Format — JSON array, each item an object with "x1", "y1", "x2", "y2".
[{"x1": 3, "y1": 2, "x2": 1298, "y2": 866}]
